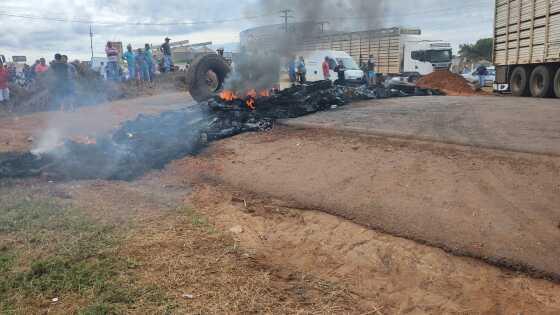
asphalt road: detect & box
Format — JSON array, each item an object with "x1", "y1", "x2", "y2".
[{"x1": 281, "y1": 96, "x2": 560, "y2": 156}]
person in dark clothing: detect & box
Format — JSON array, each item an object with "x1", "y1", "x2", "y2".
[
  {"x1": 50, "y1": 53, "x2": 71, "y2": 111},
  {"x1": 474, "y1": 65, "x2": 489, "y2": 87},
  {"x1": 62, "y1": 55, "x2": 77, "y2": 111},
  {"x1": 335, "y1": 61, "x2": 346, "y2": 85},
  {"x1": 160, "y1": 37, "x2": 172, "y2": 72}
]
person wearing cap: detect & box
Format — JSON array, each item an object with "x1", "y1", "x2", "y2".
[{"x1": 160, "y1": 37, "x2": 172, "y2": 73}]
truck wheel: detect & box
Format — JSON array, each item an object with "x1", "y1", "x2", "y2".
[
  {"x1": 553, "y1": 68, "x2": 560, "y2": 98},
  {"x1": 529, "y1": 66, "x2": 552, "y2": 98},
  {"x1": 510, "y1": 66, "x2": 529, "y2": 97},
  {"x1": 185, "y1": 53, "x2": 231, "y2": 102}
]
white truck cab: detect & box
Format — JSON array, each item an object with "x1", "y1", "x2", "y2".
[
  {"x1": 300, "y1": 50, "x2": 365, "y2": 83},
  {"x1": 402, "y1": 41, "x2": 452, "y2": 75}
]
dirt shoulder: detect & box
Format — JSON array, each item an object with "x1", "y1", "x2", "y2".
[
  {"x1": 2, "y1": 140, "x2": 560, "y2": 313},
  {"x1": 189, "y1": 127, "x2": 560, "y2": 280},
  {"x1": 0, "y1": 176, "x2": 366, "y2": 314}
]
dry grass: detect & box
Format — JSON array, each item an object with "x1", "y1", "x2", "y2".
[
  {"x1": 121, "y1": 207, "x2": 366, "y2": 314},
  {"x1": 0, "y1": 181, "x2": 366, "y2": 314}
]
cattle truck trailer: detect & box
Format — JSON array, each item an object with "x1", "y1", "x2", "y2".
[{"x1": 493, "y1": 0, "x2": 560, "y2": 97}]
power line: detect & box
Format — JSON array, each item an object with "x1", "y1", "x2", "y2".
[
  {"x1": 0, "y1": 11, "x2": 278, "y2": 26},
  {"x1": 280, "y1": 9, "x2": 294, "y2": 33}
]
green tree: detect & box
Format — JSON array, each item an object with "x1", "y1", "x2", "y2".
[{"x1": 459, "y1": 38, "x2": 493, "y2": 62}]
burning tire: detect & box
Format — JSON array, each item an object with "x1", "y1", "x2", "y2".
[{"x1": 186, "y1": 53, "x2": 231, "y2": 102}]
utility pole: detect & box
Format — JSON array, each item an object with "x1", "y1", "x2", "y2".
[
  {"x1": 89, "y1": 25, "x2": 94, "y2": 60},
  {"x1": 280, "y1": 9, "x2": 294, "y2": 33},
  {"x1": 317, "y1": 22, "x2": 329, "y2": 33}
]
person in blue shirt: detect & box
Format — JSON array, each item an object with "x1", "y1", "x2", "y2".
[
  {"x1": 135, "y1": 49, "x2": 150, "y2": 82},
  {"x1": 288, "y1": 56, "x2": 297, "y2": 85},
  {"x1": 122, "y1": 44, "x2": 136, "y2": 81}
]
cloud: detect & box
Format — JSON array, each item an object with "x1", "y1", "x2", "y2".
[{"x1": 0, "y1": 0, "x2": 493, "y2": 61}]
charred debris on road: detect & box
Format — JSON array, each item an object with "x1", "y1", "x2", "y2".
[{"x1": 0, "y1": 80, "x2": 440, "y2": 181}]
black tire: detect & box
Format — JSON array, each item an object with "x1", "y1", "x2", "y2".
[
  {"x1": 510, "y1": 66, "x2": 529, "y2": 97},
  {"x1": 553, "y1": 68, "x2": 560, "y2": 98},
  {"x1": 529, "y1": 65, "x2": 552, "y2": 98},
  {"x1": 185, "y1": 53, "x2": 231, "y2": 102}
]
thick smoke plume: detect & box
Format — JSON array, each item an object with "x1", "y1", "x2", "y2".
[
  {"x1": 224, "y1": 49, "x2": 282, "y2": 93},
  {"x1": 226, "y1": 0, "x2": 385, "y2": 93},
  {"x1": 258, "y1": 0, "x2": 385, "y2": 33}
]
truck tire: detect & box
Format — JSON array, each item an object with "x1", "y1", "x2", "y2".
[
  {"x1": 529, "y1": 65, "x2": 552, "y2": 98},
  {"x1": 185, "y1": 53, "x2": 231, "y2": 102},
  {"x1": 553, "y1": 68, "x2": 560, "y2": 98},
  {"x1": 510, "y1": 66, "x2": 529, "y2": 97}
]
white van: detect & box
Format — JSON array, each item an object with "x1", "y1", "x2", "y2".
[{"x1": 299, "y1": 50, "x2": 365, "y2": 84}]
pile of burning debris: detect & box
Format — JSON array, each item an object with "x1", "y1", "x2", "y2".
[{"x1": 0, "y1": 78, "x2": 440, "y2": 181}]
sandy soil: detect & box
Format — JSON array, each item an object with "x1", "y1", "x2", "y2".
[
  {"x1": 187, "y1": 183, "x2": 560, "y2": 314},
  {"x1": 17, "y1": 153, "x2": 558, "y2": 314},
  {"x1": 185, "y1": 127, "x2": 560, "y2": 281},
  {"x1": 2, "y1": 129, "x2": 560, "y2": 313},
  {"x1": 137, "y1": 151, "x2": 560, "y2": 314}
]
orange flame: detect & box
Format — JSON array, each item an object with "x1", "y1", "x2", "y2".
[
  {"x1": 246, "y1": 98, "x2": 255, "y2": 110},
  {"x1": 219, "y1": 90, "x2": 238, "y2": 101},
  {"x1": 218, "y1": 88, "x2": 273, "y2": 110}
]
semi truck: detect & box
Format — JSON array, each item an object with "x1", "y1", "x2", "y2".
[
  {"x1": 493, "y1": 0, "x2": 560, "y2": 97},
  {"x1": 299, "y1": 27, "x2": 452, "y2": 77}
]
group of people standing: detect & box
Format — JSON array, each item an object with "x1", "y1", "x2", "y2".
[
  {"x1": 0, "y1": 54, "x2": 77, "y2": 108},
  {"x1": 288, "y1": 54, "x2": 377, "y2": 87},
  {"x1": 322, "y1": 56, "x2": 349, "y2": 85},
  {"x1": 105, "y1": 37, "x2": 173, "y2": 83},
  {"x1": 121, "y1": 43, "x2": 155, "y2": 83}
]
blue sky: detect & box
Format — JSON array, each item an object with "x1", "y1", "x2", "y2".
[{"x1": 0, "y1": 0, "x2": 494, "y2": 62}]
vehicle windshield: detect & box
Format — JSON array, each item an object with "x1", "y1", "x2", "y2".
[
  {"x1": 337, "y1": 58, "x2": 360, "y2": 70},
  {"x1": 427, "y1": 49, "x2": 452, "y2": 63}
]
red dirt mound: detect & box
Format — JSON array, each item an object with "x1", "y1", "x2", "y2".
[{"x1": 416, "y1": 70, "x2": 475, "y2": 96}]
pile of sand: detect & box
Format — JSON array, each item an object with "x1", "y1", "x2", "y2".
[{"x1": 416, "y1": 70, "x2": 476, "y2": 96}]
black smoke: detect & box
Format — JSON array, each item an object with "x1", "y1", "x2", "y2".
[{"x1": 256, "y1": 0, "x2": 385, "y2": 33}]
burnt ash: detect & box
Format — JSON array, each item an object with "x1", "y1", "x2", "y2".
[{"x1": 0, "y1": 81, "x2": 437, "y2": 181}]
